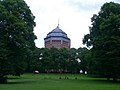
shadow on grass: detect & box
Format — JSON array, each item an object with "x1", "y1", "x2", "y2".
[
  {"x1": 6, "y1": 77, "x2": 37, "y2": 84},
  {"x1": 7, "y1": 80, "x2": 37, "y2": 84},
  {"x1": 8, "y1": 77, "x2": 20, "y2": 80},
  {"x1": 8, "y1": 80, "x2": 35, "y2": 84},
  {"x1": 89, "y1": 78, "x2": 120, "y2": 84},
  {"x1": 5, "y1": 75, "x2": 120, "y2": 85}
]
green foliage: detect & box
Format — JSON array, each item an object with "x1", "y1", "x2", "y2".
[
  {"x1": 83, "y1": 2, "x2": 120, "y2": 80},
  {"x1": 77, "y1": 47, "x2": 89, "y2": 74},
  {"x1": 30, "y1": 48, "x2": 80, "y2": 73},
  {"x1": 0, "y1": 0, "x2": 36, "y2": 83}
]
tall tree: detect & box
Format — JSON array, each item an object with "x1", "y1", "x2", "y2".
[
  {"x1": 69, "y1": 48, "x2": 79, "y2": 73},
  {"x1": 59, "y1": 48, "x2": 70, "y2": 73},
  {"x1": 83, "y1": 2, "x2": 120, "y2": 81},
  {"x1": 0, "y1": 0, "x2": 36, "y2": 83},
  {"x1": 77, "y1": 47, "x2": 88, "y2": 74}
]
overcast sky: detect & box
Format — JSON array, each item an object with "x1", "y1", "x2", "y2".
[{"x1": 24, "y1": 0, "x2": 120, "y2": 49}]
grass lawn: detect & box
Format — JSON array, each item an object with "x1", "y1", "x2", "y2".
[{"x1": 0, "y1": 73, "x2": 120, "y2": 90}]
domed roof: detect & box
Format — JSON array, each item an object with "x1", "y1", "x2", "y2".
[{"x1": 45, "y1": 25, "x2": 68, "y2": 38}]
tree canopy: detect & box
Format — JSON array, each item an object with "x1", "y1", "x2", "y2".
[
  {"x1": 83, "y1": 2, "x2": 120, "y2": 81},
  {"x1": 30, "y1": 48, "x2": 81, "y2": 74},
  {"x1": 0, "y1": 0, "x2": 36, "y2": 83}
]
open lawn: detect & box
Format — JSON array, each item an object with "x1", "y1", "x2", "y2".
[{"x1": 0, "y1": 73, "x2": 120, "y2": 90}]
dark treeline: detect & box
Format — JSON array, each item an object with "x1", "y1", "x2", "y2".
[{"x1": 26, "y1": 47, "x2": 89, "y2": 74}]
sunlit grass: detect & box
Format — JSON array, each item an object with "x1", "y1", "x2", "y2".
[{"x1": 0, "y1": 73, "x2": 120, "y2": 90}]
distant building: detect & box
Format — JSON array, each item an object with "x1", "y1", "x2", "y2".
[{"x1": 44, "y1": 24, "x2": 70, "y2": 49}]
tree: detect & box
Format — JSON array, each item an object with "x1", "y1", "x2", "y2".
[
  {"x1": 26, "y1": 47, "x2": 41, "y2": 73},
  {"x1": 83, "y1": 2, "x2": 120, "y2": 81},
  {"x1": 40, "y1": 48, "x2": 51, "y2": 73},
  {"x1": 68, "y1": 48, "x2": 79, "y2": 73},
  {"x1": 77, "y1": 47, "x2": 88, "y2": 74},
  {"x1": 0, "y1": 0, "x2": 36, "y2": 83},
  {"x1": 59, "y1": 48, "x2": 70, "y2": 73}
]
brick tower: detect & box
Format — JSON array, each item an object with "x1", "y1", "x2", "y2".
[{"x1": 44, "y1": 24, "x2": 70, "y2": 49}]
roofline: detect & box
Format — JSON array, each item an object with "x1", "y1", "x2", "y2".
[
  {"x1": 44, "y1": 36, "x2": 70, "y2": 40},
  {"x1": 47, "y1": 29, "x2": 67, "y2": 35}
]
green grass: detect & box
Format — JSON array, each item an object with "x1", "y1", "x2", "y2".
[{"x1": 0, "y1": 73, "x2": 120, "y2": 90}]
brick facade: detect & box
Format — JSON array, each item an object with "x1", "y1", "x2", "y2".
[{"x1": 45, "y1": 40, "x2": 70, "y2": 49}]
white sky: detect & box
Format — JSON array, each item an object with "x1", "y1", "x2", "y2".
[{"x1": 24, "y1": 0, "x2": 120, "y2": 49}]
